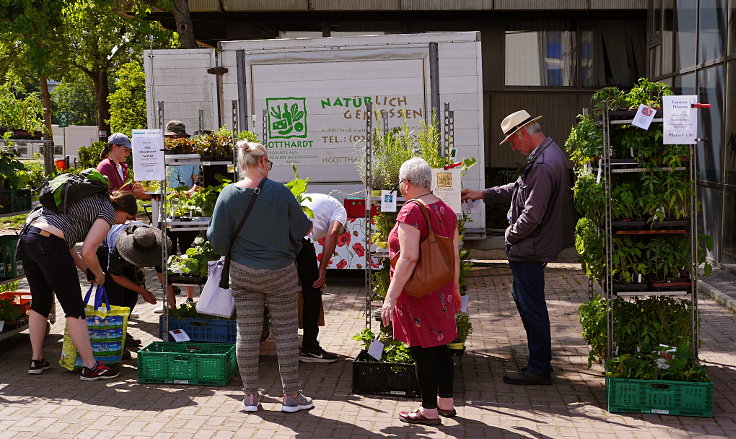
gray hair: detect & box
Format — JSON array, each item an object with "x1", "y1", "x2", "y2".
[
  {"x1": 237, "y1": 141, "x2": 267, "y2": 171},
  {"x1": 524, "y1": 121, "x2": 543, "y2": 135},
  {"x1": 399, "y1": 157, "x2": 432, "y2": 190}
]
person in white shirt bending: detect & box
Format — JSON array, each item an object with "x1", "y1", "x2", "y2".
[{"x1": 296, "y1": 193, "x2": 347, "y2": 363}]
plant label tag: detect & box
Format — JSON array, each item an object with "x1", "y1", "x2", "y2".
[
  {"x1": 638, "y1": 273, "x2": 642, "y2": 283},
  {"x1": 632, "y1": 104, "x2": 656, "y2": 130},
  {"x1": 368, "y1": 338, "x2": 384, "y2": 360},
  {"x1": 169, "y1": 329, "x2": 191, "y2": 342},
  {"x1": 381, "y1": 190, "x2": 397, "y2": 212},
  {"x1": 461, "y1": 295, "x2": 470, "y2": 313},
  {"x1": 596, "y1": 160, "x2": 602, "y2": 184}
]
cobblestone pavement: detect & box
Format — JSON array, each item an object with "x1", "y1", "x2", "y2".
[{"x1": 0, "y1": 249, "x2": 734, "y2": 438}]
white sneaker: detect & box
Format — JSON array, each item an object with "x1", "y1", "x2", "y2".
[
  {"x1": 243, "y1": 393, "x2": 260, "y2": 412},
  {"x1": 281, "y1": 392, "x2": 313, "y2": 413}
]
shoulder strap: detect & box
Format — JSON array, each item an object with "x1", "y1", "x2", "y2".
[
  {"x1": 407, "y1": 198, "x2": 436, "y2": 243},
  {"x1": 224, "y1": 178, "x2": 267, "y2": 257}
]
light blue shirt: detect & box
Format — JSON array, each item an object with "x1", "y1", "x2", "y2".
[{"x1": 167, "y1": 164, "x2": 198, "y2": 189}]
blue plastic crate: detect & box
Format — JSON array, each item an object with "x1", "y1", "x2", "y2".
[{"x1": 159, "y1": 316, "x2": 236, "y2": 343}]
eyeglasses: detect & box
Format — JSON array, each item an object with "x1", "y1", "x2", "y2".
[
  {"x1": 393, "y1": 178, "x2": 407, "y2": 193},
  {"x1": 265, "y1": 158, "x2": 273, "y2": 170}
]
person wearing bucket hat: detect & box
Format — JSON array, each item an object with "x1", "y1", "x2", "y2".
[
  {"x1": 461, "y1": 110, "x2": 574, "y2": 385},
  {"x1": 96, "y1": 223, "x2": 171, "y2": 358},
  {"x1": 97, "y1": 133, "x2": 151, "y2": 199}
]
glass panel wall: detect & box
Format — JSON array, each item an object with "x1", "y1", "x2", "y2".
[
  {"x1": 697, "y1": 65, "x2": 725, "y2": 183},
  {"x1": 675, "y1": 0, "x2": 698, "y2": 70},
  {"x1": 674, "y1": 72, "x2": 696, "y2": 94},
  {"x1": 726, "y1": 60, "x2": 736, "y2": 185},
  {"x1": 698, "y1": 0, "x2": 727, "y2": 64},
  {"x1": 505, "y1": 24, "x2": 577, "y2": 86},
  {"x1": 723, "y1": 187, "x2": 736, "y2": 264},
  {"x1": 662, "y1": 0, "x2": 675, "y2": 75},
  {"x1": 698, "y1": 186, "x2": 722, "y2": 262}
]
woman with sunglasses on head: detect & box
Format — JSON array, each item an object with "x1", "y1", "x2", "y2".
[
  {"x1": 208, "y1": 141, "x2": 314, "y2": 413},
  {"x1": 18, "y1": 190, "x2": 138, "y2": 381}
]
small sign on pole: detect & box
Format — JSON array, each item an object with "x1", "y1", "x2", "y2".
[
  {"x1": 663, "y1": 95, "x2": 698, "y2": 144},
  {"x1": 58, "y1": 111, "x2": 71, "y2": 127},
  {"x1": 132, "y1": 129, "x2": 165, "y2": 181}
]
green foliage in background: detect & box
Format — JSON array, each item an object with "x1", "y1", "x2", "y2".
[{"x1": 108, "y1": 62, "x2": 147, "y2": 136}]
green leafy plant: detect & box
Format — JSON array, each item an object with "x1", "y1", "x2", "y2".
[
  {"x1": 579, "y1": 295, "x2": 695, "y2": 367},
  {"x1": 565, "y1": 113, "x2": 603, "y2": 169},
  {"x1": 167, "y1": 237, "x2": 218, "y2": 278},
  {"x1": 168, "y1": 301, "x2": 235, "y2": 320},
  {"x1": 285, "y1": 164, "x2": 313, "y2": 218},
  {"x1": 453, "y1": 311, "x2": 473, "y2": 343},
  {"x1": 352, "y1": 326, "x2": 414, "y2": 364},
  {"x1": 605, "y1": 344, "x2": 709, "y2": 382},
  {"x1": 107, "y1": 61, "x2": 147, "y2": 136},
  {"x1": 0, "y1": 149, "x2": 30, "y2": 190},
  {"x1": 575, "y1": 217, "x2": 604, "y2": 283},
  {"x1": 0, "y1": 81, "x2": 44, "y2": 133},
  {"x1": 611, "y1": 236, "x2": 649, "y2": 283},
  {"x1": 0, "y1": 298, "x2": 24, "y2": 322},
  {"x1": 573, "y1": 172, "x2": 605, "y2": 224},
  {"x1": 77, "y1": 141, "x2": 106, "y2": 169}
]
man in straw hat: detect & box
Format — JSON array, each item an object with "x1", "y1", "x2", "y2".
[{"x1": 462, "y1": 110, "x2": 574, "y2": 385}]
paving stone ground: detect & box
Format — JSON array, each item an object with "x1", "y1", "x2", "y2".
[{"x1": 1, "y1": 249, "x2": 734, "y2": 438}]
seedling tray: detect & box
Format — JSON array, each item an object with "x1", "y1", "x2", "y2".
[
  {"x1": 352, "y1": 350, "x2": 419, "y2": 398},
  {"x1": 137, "y1": 342, "x2": 237, "y2": 386},
  {"x1": 159, "y1": 316, "x2": 236, "y2": 343},
  {"x1": 606, "y1": 376, "x2": 713, "y2": 417}
]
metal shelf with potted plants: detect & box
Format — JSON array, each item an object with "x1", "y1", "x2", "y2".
[{"x1": 601, "y1": 110, "x2": 700, "y2": 300}]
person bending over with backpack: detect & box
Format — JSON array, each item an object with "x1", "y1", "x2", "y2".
[{"x1": 19, "y1": 189, "x2": 138, "y2": 380}]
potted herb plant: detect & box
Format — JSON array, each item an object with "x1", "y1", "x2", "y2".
[
  {"x1": 0, "y1": 297, "x2": 25, "y2": 330},
  {"x1": 448, "y1": 312, "x2": 472, "y2": 354}
]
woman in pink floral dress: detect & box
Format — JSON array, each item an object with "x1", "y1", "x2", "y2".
[{"x1": 380, "y1": 157, "x2": 461, "y2": 426}]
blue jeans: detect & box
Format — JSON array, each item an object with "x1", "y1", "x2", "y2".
[{"x1": 509, "y1": 260, "x2": 552, "y2": 374}]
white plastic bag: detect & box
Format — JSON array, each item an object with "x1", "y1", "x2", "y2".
[{"x1": 196, "y1": 258, "x2": 235, "y2": 318}]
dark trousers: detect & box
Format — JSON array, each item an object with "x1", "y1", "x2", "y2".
[
  {"x1": 295, "y1": 238, "x2": 321, "y2": 350},
  {"x1": 509, "y1": 260, "x2": 552, "y2": 374},
  {"x1": 18, "y1": 227, "x2": 85, "y2": 319},
  {"x1": 409, "y1": 345, "x2": 454, "y2": 409}
]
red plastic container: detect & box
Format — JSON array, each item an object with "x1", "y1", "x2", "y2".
[{"x1": 344, "y1": 198, "x2": 377, "y2": 218}]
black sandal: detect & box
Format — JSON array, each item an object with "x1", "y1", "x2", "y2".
[{"x1": 438, "y1": 408, "x2": 457, "y2": 417}]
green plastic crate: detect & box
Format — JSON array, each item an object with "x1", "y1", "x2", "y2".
[
  {"x1": 137, "y1": 342, "x2": 237, "y2": 386},
  {"x1": 10, "y1": 189, "x2": 31, "y2": 212},
  {"x1": 0, "y1": 235, "x2": 23, "y2": 279},
  {"x1": 606, "y1": 376, "x2": 713, "y2": 417}
]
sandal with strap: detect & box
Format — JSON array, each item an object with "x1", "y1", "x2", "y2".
[
  {"x1": 399, "y1": 409, "x2": 442, "y2": 426},
  {"x1": 438, "y1": 408, "x2": 457, "y2": 417}
]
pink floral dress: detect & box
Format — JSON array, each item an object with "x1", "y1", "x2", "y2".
[{"x1": 389, "y1": 200, "x2": 458, "y2": 348}]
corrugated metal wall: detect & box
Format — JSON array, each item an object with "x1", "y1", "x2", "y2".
[
  {"x1": 486, "y1": 91, "x2": 593, "y2": 168},
  {"x1": 217, "y1": 0, "x2": 645, "y2": 11}
]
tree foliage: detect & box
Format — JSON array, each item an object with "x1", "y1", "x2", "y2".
[
  {"x1": 50, "y1": 72, "x2": 97, "y2": 126},
  {"x1": 108, "y1": 61, "x2": 147, "y2": 135}
]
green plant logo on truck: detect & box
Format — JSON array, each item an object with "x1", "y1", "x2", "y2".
[{"x1": 266, "y1": 98, "x2": 307, "y2": 139}]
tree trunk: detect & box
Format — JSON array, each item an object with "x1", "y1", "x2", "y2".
[
  {"x1": 172, "y1": 0, "x2": 198, "y2": 49},
  {"x1": 91, "y1": 69, "x2": 110, "y2": 141},
  {"x1": 38, "y1": 76, "x2": 55, "y2": 175}
]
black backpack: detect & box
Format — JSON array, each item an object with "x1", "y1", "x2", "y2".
[{"x1": 38, "y1": 168, "x2": 110, "y2": 214}]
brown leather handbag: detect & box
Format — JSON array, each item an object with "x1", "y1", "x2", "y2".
[{"x1": 390, "y1": 199, "x2": 456, "y2": 298}]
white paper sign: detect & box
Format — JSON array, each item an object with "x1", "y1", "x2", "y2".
[
  {"x1": 431, "y1": 168, "x2": 462, "y2": 216},
  {"x1": 663, "y1": 95, "x2": 697, "y2": 145},
  {"x1": 132, "y1": 129, "x2": 165, "y2": 181},
  {"x1": 169, "y1": 329, "x2": 191, "y2": 342},
  {"x1": 381, "y1": 190, "x2": 397, "y2": 212},
  {"x1": 460, "y1": 294, "x2": 470, "y2": 313},
  {"x1": 632, "y1": 104, "x2": 656, "y2": 130},
  {"x1": 367, "y1": 338, "x2": 385, "y2": 361}
]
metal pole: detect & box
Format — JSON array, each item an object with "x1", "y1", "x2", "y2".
[
  {"x1": 157, "y1": 101, "x2": 165, "y2": 130},
  {"x1": 232, "y1": 101, "x2": 239, "y2": 134},
  {"x1": 198, "y1": 109, "x2": 204, "y2": 134},
  {"x1": 429, "y1": 42, "x2": 440, "y2": 134},
  {"x1": 365, "y1": 102, "x2": 373, "y2": 330},
  {"x1": 236, "y1": 50, "x2": 248, "y2": 132},
  {"x1": 603, "y1": 106, "x2": 613, "y2": 360},
  {"x1": 262, "y1": 109, "x2": 268, "y2": 145}
]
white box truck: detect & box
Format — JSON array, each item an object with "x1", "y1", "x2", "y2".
[{"x1": 144, "y1": 31, "x2": 485, "y2": 233}]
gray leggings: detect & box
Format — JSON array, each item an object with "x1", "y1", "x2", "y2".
[{"x1": 231, "y1": 261, "x2": 300, "y2": 395}]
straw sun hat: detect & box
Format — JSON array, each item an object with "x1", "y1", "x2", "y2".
[
  {"x1": 500, "y1": 110, "x2": 543, "y2": 145},
  {"x1": 116, "y1": 225, "x2": 172, "y2": 268}
]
